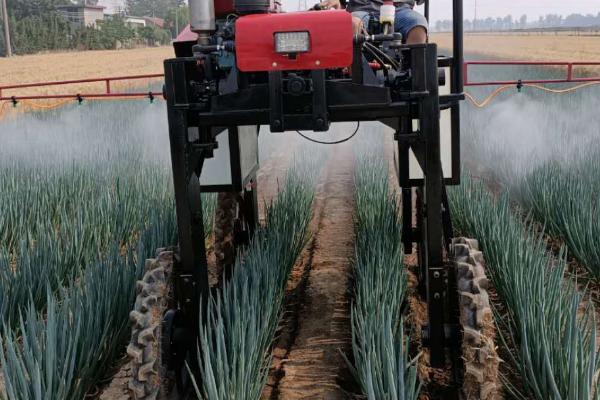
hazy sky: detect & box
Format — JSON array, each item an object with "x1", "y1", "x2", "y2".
[
  {"x1": 425, "y1": 0, "x2": 600, "y2": 23},
  {"x1": 281, "y1": 0, "x2": 600, "y2": 23}
]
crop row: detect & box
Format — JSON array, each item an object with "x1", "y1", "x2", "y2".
[
  {"x1": 194, "y1": 152, "x2": 324, "y2": 399},
  {"x1": 350, "y1": 152, "x2": 419, "y2": 400},
  {"x1": 0, "y1": 102, "x2": 215, "y2": 399},
  {"x1": 462, "y1": 62, "x2": 600, "y2": 283},
  {"x1": 514, "y1": 151, "x2": 600, "y2": 280},
  {"x1": 449, "y1": 175, "x2": 598, "y2": 399}
]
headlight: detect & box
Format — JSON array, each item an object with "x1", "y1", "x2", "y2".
[{"x1": 274, "y1": 31, "x2": 310, "y2": 54}]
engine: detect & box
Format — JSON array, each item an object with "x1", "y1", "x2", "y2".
[{"x1": 189, "y1": 0, "x2": 281, "y2": 38}]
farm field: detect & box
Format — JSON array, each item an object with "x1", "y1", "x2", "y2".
[
  {"x1": 0, "y1": 47, "x2": 172, "y2": 97},
  {"x1": 1, "y1": 41, "x2": 600, "y2": 400},
  {"x1": 432, "y1": 32, "x2": 600, "y2": 62}
]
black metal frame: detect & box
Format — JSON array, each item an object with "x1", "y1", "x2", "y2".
[{"x1": 161, "y1": 0, "x2": 464, "y2": 391}]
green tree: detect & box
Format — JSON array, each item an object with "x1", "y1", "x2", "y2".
[
  {"x1": 126, "y1": 0, "x2": 184, "y2": 19},
  {"x1": 9, "y1": 12, "x2": 71, "y2": 54},
  {"x1": 163, "y1": 5, "x2": 188, "y2": 38},
  {"x1": 72, "y1": 16, "x2": 135, "y2": 50},
  {"x1": 137, "y1": 24, "x2": 171, "y2": 45},
  {"x1": 7, "y1": 0, "x2": 64, "y2": 19}
]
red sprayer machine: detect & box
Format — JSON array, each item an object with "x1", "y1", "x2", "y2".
[{"x1": 126, "y1": 0, "x2": 472, "y2": 398}]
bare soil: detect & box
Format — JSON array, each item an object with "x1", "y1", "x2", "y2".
[{"x1": 266, "y1": 143, "x2": 356, "y2": 400}]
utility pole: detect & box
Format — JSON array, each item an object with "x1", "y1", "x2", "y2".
[
  {"x1": 1, "y1": 0, "x2": 11, "y2": 57},
  {"x1": 175, "y1": 6, "x2": 179, "y2": 38},
  {"x1": 473, "y1": 0, "x2": 477, "y2": 31}
]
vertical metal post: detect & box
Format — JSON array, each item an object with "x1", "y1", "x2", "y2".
[
  {"x1": 175, "y1": 6, "x2": 179, "y2": 39},
  {"x1": 462, "y1": 62, "x2": 469, "y2": 87},
  {"x1": 421, "y1": 43, "x2": 445, "y2": 368},
  {"x1": 352, "y1": 43, "x2": 364, "y2": 85},
  {"x1": 164, "y1": 62, "x2": 209, "y2": 329},
  {"x1": 1, "y1": 0, "x2": 12, "y2": 57},
  {"x1": 424, "y1": 0, "x2": 430, "y2": 23},
  {"x1": 452, "y1": 0, "x2": 464, "y2": 93}
]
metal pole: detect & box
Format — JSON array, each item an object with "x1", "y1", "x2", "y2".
[
  {"x1": 453, "y1": 0, "x2": 464, "y2": 92},
  {"x1": 1, "y1": 0, "x2": 11, "y2": 57},
  {"x1": 473, "y1": 0, "x2": 477, "y2": 31},
  {"x1": 175, "y1": 7, "x2": 179, "y2": 38}
]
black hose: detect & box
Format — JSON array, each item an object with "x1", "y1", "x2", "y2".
[
  {"x1": 296, "y1": 122, "x2": 360, "y2": 144},
  {"x1": 364, "y1": 42, "x2": 399, "y2": 69},
  {"x1": 363, "y1": 45, "x2": 388, "y2": 70}
]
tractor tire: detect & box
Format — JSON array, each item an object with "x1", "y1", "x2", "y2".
[
  {"x1": 214, "y1": 192, "x2": 238, "y2": 284},
  {"x1": 127, "y1": 250, "x2": 176, "y2": 400},
  {"x1": 452, "y1": 238, "x2": 501, "y2": 400}
]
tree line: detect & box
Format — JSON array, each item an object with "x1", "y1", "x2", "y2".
[
  {"x1": 433, "y1": 12, "x2": 600, "y2": 32},
  {"x1": 0, "y1": 0, "x2": 189, "y2": 56}
]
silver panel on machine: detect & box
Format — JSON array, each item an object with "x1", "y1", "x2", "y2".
[
  {"x1": 200, "y1": 129, "x2": 233, "y2": 186},
  {"x1": 407, "y1": 66, "x2": 454, "y2": 180},
  {"x1": 238, "y1": 125, "x2": 259, "y2": 181},
  {"x1": 199, "y1": 126, "x2": 259, "y2": 191}
]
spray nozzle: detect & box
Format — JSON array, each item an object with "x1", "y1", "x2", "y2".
[
  {"x1": 76, "y1": 94, "x2": 84, "y2": 105},
  {"x1": 517, "y1": 79, "x2": 523, "y2": 93}
]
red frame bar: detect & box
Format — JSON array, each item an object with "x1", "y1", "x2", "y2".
[
  {"x1": 464, "y1": 61, "x2": 600, "y2": 86},
  {"x1": 2, "y1": 92, "x2": 163, "y2": 101},
  {"x1": 0, "y1": 73, "x2": 164, "y2": 99},
  {"x1": 2, "y1": 63, "x2": 600, "y2": 102}
]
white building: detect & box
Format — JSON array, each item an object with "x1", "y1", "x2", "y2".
[
  {"x1": 97, "y1": 0, "x2": 127, "y2": 15},
  {"x1": 124, "y1": 16, "x2": 147, "y2": 28},
  {"x1": 56, "y1": 4, "x2": 106, "y2": 28}
]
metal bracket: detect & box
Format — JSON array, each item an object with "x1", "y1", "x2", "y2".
[
  {"x1": 268, "y1": 71, "x2": 284, "y2": 132},
  {"x1": 312, "y1": 70, "x2": 329, "y2": 131},
  {"x1": 395, "y1": 132, "x2": 423, "y2": 147}
]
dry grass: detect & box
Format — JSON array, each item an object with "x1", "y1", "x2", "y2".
[
  {"x1": 432, "y1": 33, "x2": 600, "y2": 62},
  {"x1": 0, "y1": 47, "x2": 173, "y2": 97}
]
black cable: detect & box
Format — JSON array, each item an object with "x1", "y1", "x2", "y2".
[
  {"x1": 363, "y1": 45, "x2": 387, "y2": 70},
  {"x1": 364, "y1": 42, "x2": 400, "y2": 69},
  {"x1": 296, "y1": 122, "x2": 360, "y2": 145}
]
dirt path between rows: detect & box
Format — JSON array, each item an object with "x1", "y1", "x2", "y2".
[{"x1": 264, "y1": 143, "x2": 356, "y2": 400}]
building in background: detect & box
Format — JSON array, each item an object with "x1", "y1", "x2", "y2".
[
  {"x1": 56, "y1": 4, "x2": 106, "y2": 28},
  {"x1": 98, "y1": 0, "x2": 126, "y2": 15},
  {"x1": 124, "y1": 16, "x2": 146, "y2": 28},
  {"x1": 144, "y1": 17, "x2": 165, "y2": 28}
]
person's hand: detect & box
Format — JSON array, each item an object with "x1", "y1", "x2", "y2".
[
  {"x1": 352, "y1": 16, "x2": 364, "y2": 35},
  {"x1": 319, "y1": 0, "x2": 341, "y2": 9}
]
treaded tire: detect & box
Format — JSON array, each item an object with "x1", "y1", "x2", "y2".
[
  {"x1": 127, "y1": 250, "x2": 175, "y2": 400},
  {"x1": 214, "y1": 192, "x2": 237, "y2": 283},
  {"x1": 452, "y1": 238, "x2": 501, "y2": 400}
]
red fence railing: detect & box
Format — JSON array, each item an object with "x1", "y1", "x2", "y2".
[{"x1": 463, "y1": 61, "x2": 600, "y2": 86}]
